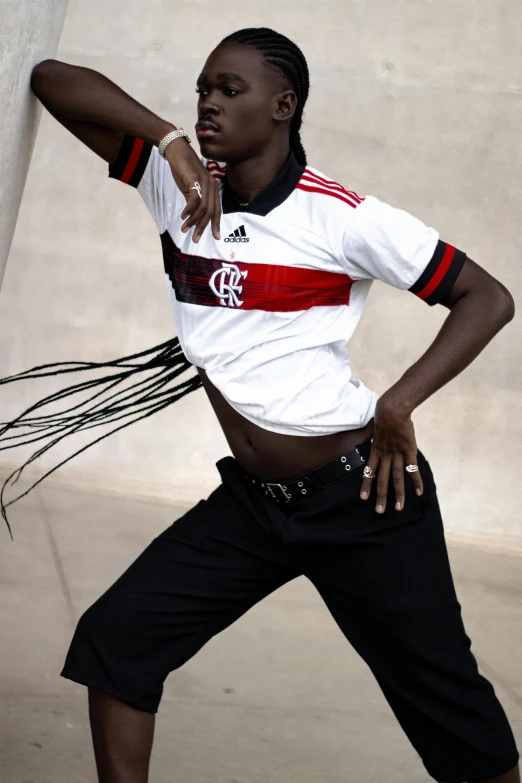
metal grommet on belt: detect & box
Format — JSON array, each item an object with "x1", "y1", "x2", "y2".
[{"x1": 247, "y1": 435, "x2": 373, "y2": 507}]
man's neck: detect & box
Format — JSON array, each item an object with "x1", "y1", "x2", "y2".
[{"x1": 225, "y1": 145, "x2": 291, "y2": 206}]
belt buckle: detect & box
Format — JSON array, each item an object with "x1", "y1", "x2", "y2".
[{"x1": 265, "y1": 482, "x2": 292, "y2": 503}]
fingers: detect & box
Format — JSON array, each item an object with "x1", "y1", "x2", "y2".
[
  {"x1": 181, "y1": 176, "x2": 221, "y2": 244},
  {"x1": 392, "y1": 452, "x2": 405, "y2": 511},
  {"x1": 359, "y1": 419, "x2": 422, "y2": 513},
  {"x1": 375, "y1": 454, "x2": 391, "y2": 514},
  {"x1": 180, "y1": 190, "x2": 203, "y2": 227},
  {"x1": 359, "y1": 446, "x2": 392, "y2": 513},
  {"x1": 406, "y1": 452, "x2": 424, "y2": 497},
  {"x1": 194, "y1": 178, "x2": 220, "y2": 243},
  {"x1": 360, "y1": 448, "x2": 379, "y2": 501},
  {"x1": 211, "y1": 178, "x2": 222, "y2": 241},
  {"x1": 181, "y1": 187, "x2": 209, "y2": 241}
]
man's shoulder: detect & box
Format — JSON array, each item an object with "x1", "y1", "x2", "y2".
[{"x1": 296, "y1": 164, "x2": 366, "y2": 212}]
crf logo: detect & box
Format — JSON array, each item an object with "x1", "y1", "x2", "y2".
[{"x1": 209, "y1": 262, "x2": 248, "y2": 308}]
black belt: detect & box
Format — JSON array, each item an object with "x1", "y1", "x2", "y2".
[{"x1": 246, "y1": 436, "x2": 373, "y2": 506}]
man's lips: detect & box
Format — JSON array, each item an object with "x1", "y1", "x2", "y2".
[{"x1": 196, "y1": 121, "x2": 221, "y2": 137}]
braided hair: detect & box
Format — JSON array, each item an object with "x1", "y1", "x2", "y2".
[
  {"x1": 220, "y1": 27, "x2": 310, "y2": 166},
  {"x1": 0, "y1": 339, "x2": 200, "y2": 538}
]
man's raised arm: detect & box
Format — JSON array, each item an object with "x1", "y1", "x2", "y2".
[{"x1": 31, "y1": 59, "x2": 221, "y2": 242}]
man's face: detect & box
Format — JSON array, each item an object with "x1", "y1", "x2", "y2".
[{"x1": 195, "y1": 43, "x2": 289, "y2": 163}]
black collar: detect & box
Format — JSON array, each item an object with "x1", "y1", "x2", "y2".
[{"x1": 221, "y1": 152, "x2": 305, "y2": 216}]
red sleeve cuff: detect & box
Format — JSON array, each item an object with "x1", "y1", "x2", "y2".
[
  {"x1": 108, "y1": 134, "x2": 153, "y2": 188},
  {"x1": 409, "y1": 241, "x2": 466, "y2": 305}
]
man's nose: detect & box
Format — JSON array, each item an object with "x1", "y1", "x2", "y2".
[{"x1": 199, "y1": 93, "x2": 220, "y2": 116}]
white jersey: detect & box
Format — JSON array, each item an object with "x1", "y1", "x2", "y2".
[{"x1": 109, "y1": 136, "x2": 465, "y2": 436}]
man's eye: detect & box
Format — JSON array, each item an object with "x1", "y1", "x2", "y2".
[{"x1": 195, "y1": 87, "x2": 239, "y2": 97}]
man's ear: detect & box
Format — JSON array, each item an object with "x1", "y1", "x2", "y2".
[{"x1": 273, "y1": 90, "x2": 297, "y2": 123}]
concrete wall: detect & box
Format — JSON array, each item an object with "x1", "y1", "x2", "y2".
[
  {"x1": 0, "y1": 0, "x2": 520, "y2": 542},
  {"x1": 0, "y1": 0, "x2": 69, "y2": 286}
]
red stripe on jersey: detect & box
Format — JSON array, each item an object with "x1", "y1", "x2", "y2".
[
  {"x1": 207, "y1": 160, "x2": 226, "y2": 172},
  {"x1": 161, "y1": 233, "x2": 353, "y2": 311},
  {"x1": 301, "y1": 172, "x2": 349, "y2": 194},
  {"x1": 120, "y1": 138, "x2": 144, "y2": 184},
  {"x1": 302, "y1": 171, "x2": 358, "y2": 197},
  {"x1": 238, "y1": 263, "x2": 353, "y2": 311},
  {"x1": 346, "y1": 191, "x2": 364, "y2": 204},
  {"x1": 296, "y1": 183, "x2": 359, "y2": 208},
  {"x1": 416, "y1": 244, "x2": 456, "y2": 300},
  {"x1": 302, "y1": 170, "x2": 364, "y2": 203}
]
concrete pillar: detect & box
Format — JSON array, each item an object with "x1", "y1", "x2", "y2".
[{"x1": 0, "y1": 0, "x2": 69, "y2": 288}]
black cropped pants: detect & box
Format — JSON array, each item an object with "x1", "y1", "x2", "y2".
[{"x1": 61, "y1": 445, "x2": 518, "y2": 782}]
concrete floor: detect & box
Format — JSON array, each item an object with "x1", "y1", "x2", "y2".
[{"x1": 0, "y1": 482, "x2": 520, "y2": 783}]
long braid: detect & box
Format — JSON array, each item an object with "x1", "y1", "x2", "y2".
[
  {"x1": 221, "y1": 28, "x2": 310, "y2": 165},
  {"x1": 0, "y1": 339, "x2": 201, "y2": 538}
]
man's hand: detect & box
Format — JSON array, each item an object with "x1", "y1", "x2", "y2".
[
  {"x1": 360, "y1": 395, "x2": 423, "y2": 513},
  {"x1": 165, "y1": 140, "x2": 221, "y2": 244}
]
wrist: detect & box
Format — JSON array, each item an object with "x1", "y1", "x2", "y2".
[
  {"x1": 155, "y1": 122, "x2": 177, "y2": 148},
  {"x1": 161, "y1": 129, "x2": 193, "y2": 162},
  {"x1": 376, "y1": 389, "x2": 414, "y2": 423},
  {"x1": 164, "y1": 138, "x2": 185, "y2": 165}
]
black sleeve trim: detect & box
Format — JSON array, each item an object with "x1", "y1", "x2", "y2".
[
  {"x1": 409, "y1": 240, "x2": 467, "y2": 306},
  {"x1": 108, "y1": 134, "x2": 153, "y2": 188}
]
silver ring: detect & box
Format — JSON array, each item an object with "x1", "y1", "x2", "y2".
[
  {"x1": 363, "y1": 466, "x2": 376, "y2": 479},
  {"x1": 405, "y1": 464, "x2": 419, "y2": 473},
  {"x1": 191, "y1": 181, "x2": 202, "y2": 199}
]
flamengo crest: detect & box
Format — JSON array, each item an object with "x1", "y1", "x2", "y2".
[{"x1": 209, "y1": 262, "x2": 248, "y2": 308}]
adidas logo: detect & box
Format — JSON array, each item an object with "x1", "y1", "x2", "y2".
[{"x1": 224, "y1": 225, "x2": 249, "y2": 243}]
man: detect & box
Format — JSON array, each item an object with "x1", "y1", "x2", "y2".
[{"x1": 27, "y1": 26, "x2": 519, "y2": 783}]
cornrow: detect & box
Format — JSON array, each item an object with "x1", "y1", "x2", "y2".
[
  {"x1": 221, "y1": 27, "x2": 310, "y2": 166},
  {"x1": 0, "y1": 338, "x2": 201, "y2": 538}
]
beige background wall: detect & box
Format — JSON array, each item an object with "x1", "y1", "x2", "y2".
[
  {"x1": 0, "y1": 0, "x2": 69, "y2": 284},
  {"x1": 0, "y1": 0, "x2": 520, "y2": 542}
]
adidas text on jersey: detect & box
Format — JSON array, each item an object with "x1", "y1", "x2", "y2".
[{"x1": 224, "y1": 225, "x2": 249, "y2": 243}]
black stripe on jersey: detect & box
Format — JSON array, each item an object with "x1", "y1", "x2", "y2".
[
  {"x1": 108, "y1": 134, "x2": 153, "y2": 188},
  {"x1": 409, "y1": 240, "x2": 467, "y2": 306}
]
